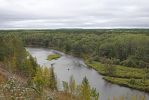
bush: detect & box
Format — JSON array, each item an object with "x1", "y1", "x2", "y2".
[
  {"x1": 121, "y1": 56, "x2": 137, "y2": 67},
  {"x1": 128, "y1": 78, "x2": 136, "y2": 85}
]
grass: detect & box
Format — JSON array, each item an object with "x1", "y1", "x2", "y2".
[
  {"x1": 47, "y1": 54, "x2": 61, "y2": 61},
  {"x1": 104, "y1": 76, "x2": 149, "y2": 92},
  {"x1": 85, "y1": 60, "x2": 149, "y2": 92},
  {"x1": 85, "y1": 61, "x2": 145, "y2": 78}
]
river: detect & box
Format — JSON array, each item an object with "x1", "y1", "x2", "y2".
[{"x1": 27, "y1": 47, "x2": 149, "y2": 100}]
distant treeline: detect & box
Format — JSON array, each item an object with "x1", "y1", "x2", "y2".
[{"x1": 0, "y1": 29, "x2": 149, "y2": 68}]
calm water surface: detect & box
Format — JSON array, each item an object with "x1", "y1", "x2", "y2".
[{"x1": 27, "y1": 47, "x2": 149, "y2": 100}]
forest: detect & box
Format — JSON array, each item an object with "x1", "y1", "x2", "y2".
[
  {"x1": 0, "y1": 29, "x2": 149, "y2": 100},
  {"x1": 0, "y1": 33, "x2": 99, "y2": 100},
  {"x1": 4, "y1": 29, "x2": 148, "y2": 68}
]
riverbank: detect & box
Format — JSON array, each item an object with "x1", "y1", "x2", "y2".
[
  {"x1": 27, "y1": 47, "x2": 149, "y2": 100},
  {"x1": 27, "y1": 46, "x2": 149, "y2": 93},
  {"x1": 85, "y1": 60, "x2": 149, "y2": 92},
  {"x1": 104, "y1": 76, "x2": 149, "y2": 92},
  {"x1": 48, "y1": 49, "x2": 149, "y2": 92}
]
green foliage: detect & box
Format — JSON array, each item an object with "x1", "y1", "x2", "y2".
[
  {"x1": 11, "y1": 29, "x2": 149, "y2": 68},
  {"x1": 80, "y1": 77, "x2": 91, "y2": 100},
  {"x1": 0, "y1": 34, "x2": 38, "y2": 77},
  {"x1": 62, "y1": 76, "x2": 99, "y2": 100},
  {"x1": 0, "y1": 29, "x2": 148, "y2": 68},
  {"x1": 104, "y1": 76, "x2": 149, "y2": 92},
  {"x1": 0, "y1": 29, "x2": 148, "y2": 100},
  {"x1": 69, "y1": 75, "x2": 76, "y2": 94},
  {"x1": 32, "y1": 67, "x2": 45, "y2": 91},
  {"x1": 49, "y1": 67, "x2": 57, "y2": 90},
  {"x1": 47, "y1": 54, "x2": 61, "y2": 61},
  {"x1": 90, "y1": 88, "x2": 99, "y2": 100},
  {"x1": 86, "y1": 59, "x2": 149, "y2": 92},
  {"x1": 121, "y1": 56, "x2": 137, "y2": 67},
  {"x1": 32, "y1": 67, "x2": 57, "y2": 92},
  {"x1": 62, "y1": 81, "x2": 69, "y2": 92},
  {"x1": 104, "y1": 58, "x2": 116, "y2": 76},
  {"x1": 142, "y1": 67, "x2": 149, "y2": 84},
  {"x1": 86, "y1": 61, "x2": 146, "y2": 79},
  {"x1": 129, "y1": 78, "x2": 136, "y2": 85}
]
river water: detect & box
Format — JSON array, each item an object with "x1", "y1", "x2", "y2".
[{"x1": 27, "y1": 47, "x2": 149, "y2": 100}]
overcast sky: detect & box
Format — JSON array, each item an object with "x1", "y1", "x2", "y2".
[{"x1": 0, "y1": 0, "x2": 149, "y2": 29}]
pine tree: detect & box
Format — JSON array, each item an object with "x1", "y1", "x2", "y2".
[
  {"x1": 80, "y1": 77, "x2": 91, "y2": 100},
  {"x1": 49, "y1": 66, "x2": 57, "y2": 90},
  {"x1": 69, "y1": 75, "x2": 76, "y2": 94},
  {"x1": 43, "y1": 67, "x2": 50, "y2": 88},
  {"x1": 62, "y1": 81, "x2": 69, "y2": 92},
  {"x1": 33, "y1": 67, "x2": 44, "y2": 91},
  {"x1": 90, "y1": 88, "x2": 99, "y2": 100}
]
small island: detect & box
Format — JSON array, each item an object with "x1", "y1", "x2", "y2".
[{"x1": 47, "y1": 54, "x2": 61, "y2": 61}]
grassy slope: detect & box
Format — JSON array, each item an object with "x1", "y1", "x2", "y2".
[
  {"x1": 47, "y1": 54, "x2": 61, "y2": 61},
  {"x1": 104, "y1": 77, "x2": 149, "y2": 92},
  {"x1": 85, "y1": 60, "x2": 149, "y2": 92}
]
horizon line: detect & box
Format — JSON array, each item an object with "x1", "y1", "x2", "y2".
[{"x1": 0, "y1": 27, "x2": 149, "y2": 30}]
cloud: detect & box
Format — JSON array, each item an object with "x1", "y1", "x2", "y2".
[{"x1": 0, "y1": 0, "x2": 149, "y2": 29}]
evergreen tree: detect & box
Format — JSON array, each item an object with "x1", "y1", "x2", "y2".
[
  {"x1": 49, "y1": 66, "x2": 57, "y2": 90},
  {"x1": 33, "y1": 67, "x2": 44, "y2": 91},
  {"x1": 62, "y1": 81, "x2": 69, "y2": 92},
  {"x1": 69, "y1": 75, "x2": 76, "y2": 94},
  {"x1": 80, "y1": 77, "x2": 91, "y2": 100}
]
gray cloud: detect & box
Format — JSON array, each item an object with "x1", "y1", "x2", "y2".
[{"x1": 0, "y1": 0, "x2": 149, "y2": 29}]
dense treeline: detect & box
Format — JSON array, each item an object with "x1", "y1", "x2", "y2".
[
  {"x1": 1, "y1": 29, "x2": 148, "y2": 68},
  {"x1": 0, "y1": 34, "x2": 38, "y2": 77}
]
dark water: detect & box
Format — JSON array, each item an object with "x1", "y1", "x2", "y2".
[{"x1": 27, "y1": 47, "x2": 149, "y2": 100}]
